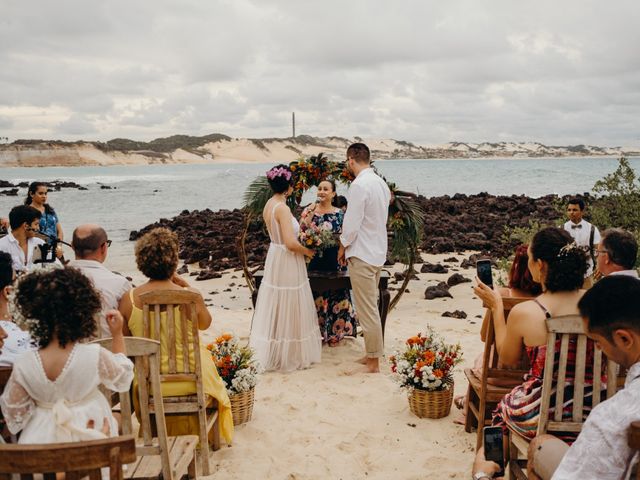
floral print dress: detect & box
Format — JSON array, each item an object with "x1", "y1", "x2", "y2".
[{"x1": 303, "y1": 208, "x2": 358, "y2": 345}]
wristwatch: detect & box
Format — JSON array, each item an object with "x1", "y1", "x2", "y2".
[{"x1": 472, "y1": 473, "x2": 493, "y2": 480}]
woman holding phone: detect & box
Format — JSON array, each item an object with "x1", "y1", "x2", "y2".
[{"x1": 474, "y1": 227, "x2": 602, "y2": 442}]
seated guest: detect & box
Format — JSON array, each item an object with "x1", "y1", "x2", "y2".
[
  {"x1": 0, "y1": 252, "x2": 34, "y2": 366},
  {"x1": 596, "y1": 228, "x2": 638, "y2": 278},
  {"x1": 0, "y1": 205, "x2": 44, "y2": 274},
  {"x1": 119, "y1": 228, "x2": 233, "y2": 445},
  {"x1": 455, "y1": 244, "x2": 541, "y2": 418},
  {"x1": 524, "y1": 275, "x2": 640, "y2": 479},
  {"x1": 474, "y1": 227, "x2": 600, "y2": 442},
  {"x1": 68, "y1": 224, "x2": 131, "y2": 338},
  {"x1": 0, "y1": 267, "x2": 134, "y2": 444}
]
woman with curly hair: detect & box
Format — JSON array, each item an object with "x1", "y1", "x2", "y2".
[
  {"x1": 118, "y1": 227, "x2": 234, "y2": 445},
  {"x1": 474, "y1": 227, "x2": 603, "y2": 442},
  {"x1": 0, "y1": 267, "x2": 134, "y2": 444}
]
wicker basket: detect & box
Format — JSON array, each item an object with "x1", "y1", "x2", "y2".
[
  {"x1": 229, "y1": 387, "x2": 255, "y2": 425},
  {"x1": 408, "y1": 384, "x2": 454, "y2": 419}
]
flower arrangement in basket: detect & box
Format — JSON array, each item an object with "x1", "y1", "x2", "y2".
[
  {"x1": 298, "y1": 217, "x2": 337, "y2": 257},
  {"x1": 390, "y1": 327, "x2": 463, "y2": 418},
  {"x1": 207, "y1": 333, "x2": 259, "y2": 424}
]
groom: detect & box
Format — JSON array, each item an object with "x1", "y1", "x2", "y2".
[{"x1": 339, "y1": 143, "x2": 391, "y2": 373}]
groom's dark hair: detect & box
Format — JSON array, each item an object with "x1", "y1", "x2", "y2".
[{"x1": 347, "y1": 143, "x2": 370, "y2": 164}]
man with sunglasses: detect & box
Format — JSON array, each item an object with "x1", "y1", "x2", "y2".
[{"x1": 69, "y1": 224, "x2": 131, "y2": 338}]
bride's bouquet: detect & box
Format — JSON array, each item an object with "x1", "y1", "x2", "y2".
[{"x1": 298, "y1": 220, "x2": 337, "y2": 257}]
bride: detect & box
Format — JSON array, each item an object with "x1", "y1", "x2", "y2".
[{"x1": 249, "y1": 164, "x2": 322, "y2": 372}]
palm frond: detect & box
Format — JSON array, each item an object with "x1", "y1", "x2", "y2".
[{"x1": 242, "y1": 175, "x2": 272, "y2": 216}]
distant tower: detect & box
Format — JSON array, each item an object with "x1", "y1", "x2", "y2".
[{"x1": 292, "y1": 112, "x2": 296, "y2": 138}]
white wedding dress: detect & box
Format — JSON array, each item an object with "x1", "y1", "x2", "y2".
[
  {"x1": 0, "y1": 343, "x2": 134, "y2": 443},
  {"x1": 250, "y1": 202, "x2": 322, "y2": 372}
]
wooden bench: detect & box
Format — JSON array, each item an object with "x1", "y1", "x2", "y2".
[{"x1": 251, "y1": 270, "x2": 391, "y2": 336}]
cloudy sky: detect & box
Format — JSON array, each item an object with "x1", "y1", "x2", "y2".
[{"x1": 1, "y1": 0, "x2": 638, "y2": 146}]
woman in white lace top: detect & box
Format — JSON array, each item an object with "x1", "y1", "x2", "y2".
[{"x1": 0, "y1": 267, "x2": 133, "y2": 443}]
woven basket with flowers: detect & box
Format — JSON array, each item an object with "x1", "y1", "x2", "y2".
[
  {"x1": 390, "y1": 327, "x2": 463, "y2": 419},
  {"x1": 207, "y1": 333, "x2": 259, "y2": 425}
]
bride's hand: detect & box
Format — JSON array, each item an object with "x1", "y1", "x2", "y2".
[{"x1": 303, "y1": 247, "x2": 315, "y2": 258}]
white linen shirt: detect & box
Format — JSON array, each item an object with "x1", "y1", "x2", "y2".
[
  {"x1": 0, "y1": 233, "x2": 44, "y2": 273},
  {"x1": 563, "y1": 219, "x2": 601, "y2": 277},
  {"x1": 68, "y1": 259, "x2": 132, "y2": 338},
  {"x1": 340, "y1": 168, "x2": 391, "y2": 267},
  {"x1": 551, "y1": 362, "x2": 640, "y2": 480},
  {"x1": 609, "y1": 270, "x2": 640, "y2": 279}
]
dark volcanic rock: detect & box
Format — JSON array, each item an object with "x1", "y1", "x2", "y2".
[
  {"x1": 196, "y1": 270, "x2": 223, "y2": 281},
  {"x1": 443, "y1": 257, "x2": 458, "y2": 263},
  {"x1": 447, "y1": 273, "x2": 472, "y2": 287},
  {"x1": 129, "y1": 192, "x2": 570, "y2": 276},
  {"x1": 0, "y1": 188, "x2": 18, "y2": 196},
  {"x1": 424, "y1": 282, "x2": 453, "y2": 300},
  {"x1": 420, "y1": 262, "x2": 449, "y2": 274},
  {"x1": 176, "y1": 265, "x2": 188, "y2": 275},
  {"x1": 442, "y1": 310, "x2": 467, "y2": 319}
]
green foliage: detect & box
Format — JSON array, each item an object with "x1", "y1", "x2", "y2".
[
  {"x1": 590, "y1": 157, "x2": 640, "y2": 231},
  {"x1": 500, "y1": 219, "x2": 546, "y2": 249},
  {"x1": 97, "y1": 133, "x2": 231, "y2": 153},
  {"x1": 589, "y1": 157, "x2": 640, "y2": 267}
]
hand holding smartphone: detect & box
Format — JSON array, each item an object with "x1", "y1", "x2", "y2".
[
  {"x1": 483, "y1": 426, "x2": 505, "y2": 477},
  {"x1": 476, "y1": 259, "x2": 493, "y2": 288}
]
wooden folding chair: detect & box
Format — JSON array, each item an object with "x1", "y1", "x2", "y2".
[
  {"x1": 628, "y1": 421, "x2": 640, "y2": 480},
  {"x1": 139, "y1": 290, "x2": 220, "y2": 476},
  {"x1": 93, "y1": 337, "x2": 198, "y2": 480},
  {"x1": 0, "y1": 435, "x2": 136, "y2": 480},
  {"x1": 464, "y1": 297, "x2": 530, "y2": 449},
  {"x1": 508, "y1": 314, "x2": 619, "y2": 479}
]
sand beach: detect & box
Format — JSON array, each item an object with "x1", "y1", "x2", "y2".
[{"x1": 119, "y1": 251, "x2": 486, "y2": 480}]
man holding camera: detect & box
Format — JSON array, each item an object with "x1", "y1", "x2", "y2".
[
  {"x1": 472, "y1": 275, "x2": 640, "y2": 479},
  {"x1": 0, "y1": 205, "x2": 44, "y2": 274},
  {"x1": 564, "y1": 198, "x2": 601, "y2": 288}
]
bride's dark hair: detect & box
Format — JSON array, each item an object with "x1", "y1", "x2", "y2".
[{"x1": 266, "y1": 164, "x2": 293, "y2": 193}]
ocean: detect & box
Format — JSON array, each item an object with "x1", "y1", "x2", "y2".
[{"x1": 0, "y1": 156, "x2": 638, "y2": 272}]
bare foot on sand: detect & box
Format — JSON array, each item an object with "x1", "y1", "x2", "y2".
[
  {"x1": 345, "y1": 357, "x2": 380, "y2": 374},
  {"x1": 355, "y1": 356, "x2": 368, "y2": 365}
]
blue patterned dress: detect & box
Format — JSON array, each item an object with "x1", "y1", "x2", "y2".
[{"x1": 304, "y1": 209, "x2": 358, "y2": 345}]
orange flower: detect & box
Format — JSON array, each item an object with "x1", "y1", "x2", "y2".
[
  {"x1": 422, "y1": 350, "x2": 435, "y2": 365},
  {"x1": 433, "y1": 369, "x2": 443, "y2": 378},
  {"x1": 222, "y1": 333, "x2": 233, "y2": 341},
  {"x1": 290, "y1": 165, "x2": 297, "y2": 171},
  {"x1": 407, "y1": 336, "x2": 421, "y2": 346}
]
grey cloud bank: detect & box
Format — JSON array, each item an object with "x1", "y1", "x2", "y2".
[{"x1": 0, "y1": 0, "x2": 638, "y2": 147}]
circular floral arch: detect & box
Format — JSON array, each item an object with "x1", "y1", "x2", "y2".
[{"x1": 239, "y1": 153, "x2": 424, "y2": 311}]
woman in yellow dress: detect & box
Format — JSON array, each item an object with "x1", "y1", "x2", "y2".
[{"x1": 119, "y1": 227, "x2": 233, "y2": 445}]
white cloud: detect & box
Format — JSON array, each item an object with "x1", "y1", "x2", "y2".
[{"x1": 0, "y1": 0, "x2": 638, "y2": 146}]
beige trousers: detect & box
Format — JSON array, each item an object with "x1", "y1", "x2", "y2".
[{"x1": 348, "y1": 256, "x2": 383, "y2": 358}]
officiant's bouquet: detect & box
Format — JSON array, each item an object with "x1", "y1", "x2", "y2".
[
  {"x1": 390, "y1": 326, "x2": 463, "y2": 392},
  {"x1": 298, "y1": 220, "x2": 337, "y2": 256},
  {"x1": 207, "y1": 333, "x2": 259, "y2": 394}
]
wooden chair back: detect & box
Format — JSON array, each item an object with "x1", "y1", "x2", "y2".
[
  {"x1": 93, "y1": 337, "x2": 176, "y2": 480},
  {"x1": 537, "y1": 314, "x2": 618, "y2": 437},
  {"x1": 628, "y1": 421, "x2": 640, "y2": 480},
  {"x1": 482, "y1": 297, "x2": 531, "y2": 380},
  {"x1": 0, "y1": 435, "x2": 136, "y2": 480},
  {"x1": 138, "y1": 289, "x2": 216, "y2": 476},
  {"x1": 0, "y1": 366, "x2": 13, "y2": 443},
  {"x1": 465, "y1": 297, "x2": 530, "y2": 448}
]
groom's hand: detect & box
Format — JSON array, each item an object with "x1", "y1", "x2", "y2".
[{"x1": 338, "y1": 244, "x2": 346, "y2": 266}]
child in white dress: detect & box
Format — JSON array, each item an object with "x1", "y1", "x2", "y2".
[{"x1": 0, "y1": 267, "x2": 134, "y2": 443}]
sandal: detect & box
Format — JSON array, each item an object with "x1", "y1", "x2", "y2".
[{"x1": 454, "y1": 395, "x2": 465, "y2": 410}]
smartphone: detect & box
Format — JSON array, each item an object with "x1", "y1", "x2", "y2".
[
  {"x1": 483, "y1": 426, "x2": 505, "y2": 476},
  {"x1": 476, "y1": 259, "x2": 493, "y2": 288}
]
